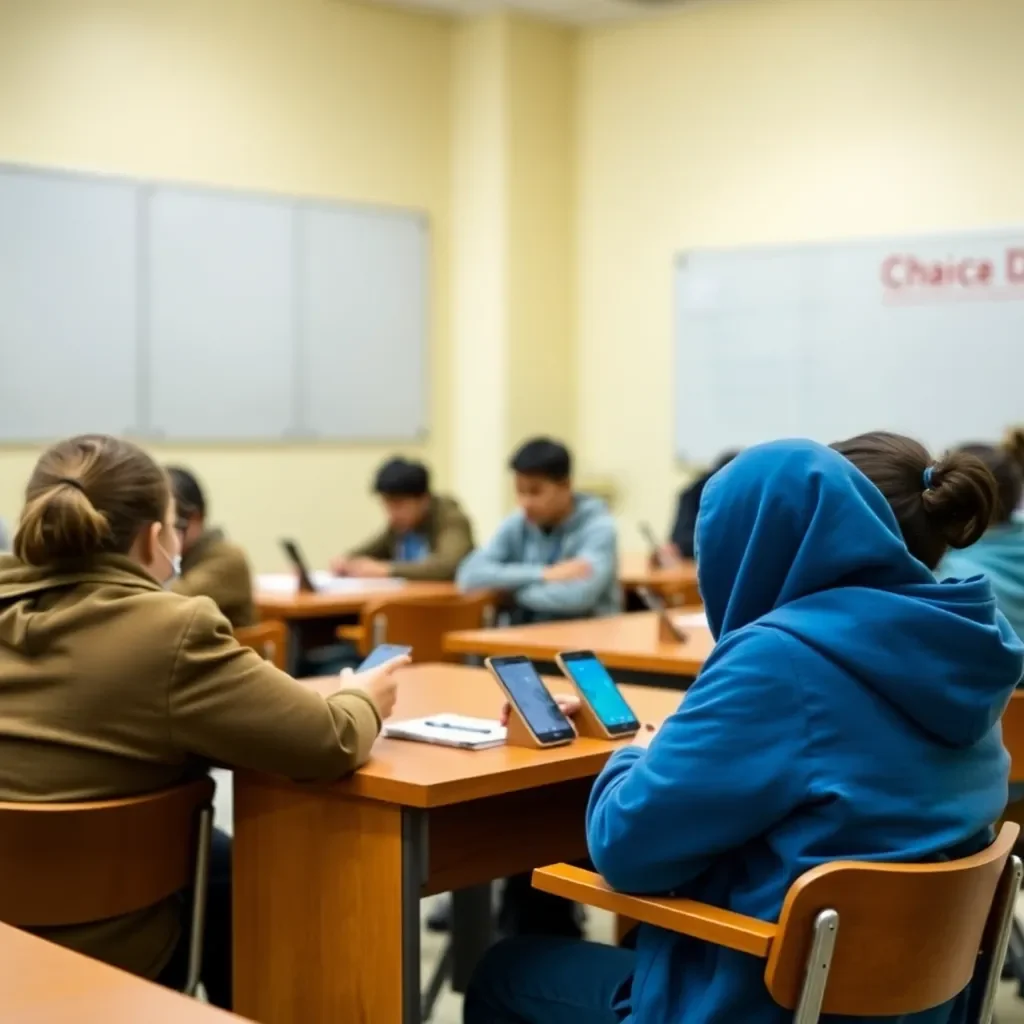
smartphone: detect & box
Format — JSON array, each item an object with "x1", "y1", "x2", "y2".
[
  {"x1": 279, "y1": 538, "x2": 315, "y2": 592},
  {"x1": 634, "y1": 585, "x2": 667, "y2": 612},
  {"x1": 484, "y1": 655, "x2": 575, "y2": 748},
  {"x1": 639, "y1": 522, "x2": 669, "y2": 569},
  {"x1": 358, "y1": 644, "x2": 413, "y2": 671},
  {"x1": 555, "y1": 650, "x2": 640, "y2": 739}
]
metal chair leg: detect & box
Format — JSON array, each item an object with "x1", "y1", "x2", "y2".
[
  {"x1": 421, "y1": 941, "x2": 453, "y2": 1022},
  {"x1": 979, "y1": 856, "x2": 1024, "y2": 1024},
  {"x1": 183, "y1": 805, "x2": 214, "y2": 997},
  {"x1": 793, "y1": 909, "x2": 839, "y2": 1024}
]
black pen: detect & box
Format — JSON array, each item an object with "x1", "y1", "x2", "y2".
[{"x1": 424, "y1": 719, "x2": 497, "y2": 736}]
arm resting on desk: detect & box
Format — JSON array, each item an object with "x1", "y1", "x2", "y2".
[
  {"x1": 456, "y1": 518, "x2": 544, "y2": 591},
  {"x1": 532, "y1": 863, "x2": 776, "y2": 959}
]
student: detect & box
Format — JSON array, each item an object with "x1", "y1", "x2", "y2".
[
  {"x1": 166, "y1": 466, "x2": 255, "y2": 629},
  {"x1": 937, "y1": 445, "x2": 1024, "y2": 641},
  {"x1": 332, "y1": 457, "x2": 474, "y2": 581},
  {"x1": 0, "y1": 434, "x2": 407, "y2": 1011},
  {"x1": 457, "y1": 438, "x2": 619, "y2": 621},
  {"x1": 660, "y1": 449, "x2": 739, "y2": 562},
  {"x1": 464, "y1": 439, "x2": 1022, "y2": 1024}
]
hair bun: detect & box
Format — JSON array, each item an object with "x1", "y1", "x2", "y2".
[
  {"x1": 920, "y1": 449, "x2": 997, "y2": 550},
  {"x1": 14, "y1": 478, "x2": 111, "y2": 566}
]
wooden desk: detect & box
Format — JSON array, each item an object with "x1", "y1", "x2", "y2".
[
  {"x1": 233, "y1": 664, "x2": 681, "y2": 1024},
  {"x1": 444, "y1": 610, "x2": 713, "y2": 681},
  {"x1": 0, "y1": 921, "x2": 242, "y2": 1023},
  {"x1": 619, "y1": 553, "x2": 700, "y2": 605},
  {"x1": 255, "y1": 581, "x2": 460, "y2": 673}
]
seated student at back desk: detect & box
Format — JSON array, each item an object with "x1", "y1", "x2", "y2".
[
  {"x1": 0, "y1": 434, "x2": 407, "y2": 1012},
  {"x1": 466, "y1": 440, "x2": 1022, "y2": 1024},
  {"x1": 166, "y1": 467, "x2": 255, "y2": 629},
  {"x1": 332, "y1": 457, "x2": 474, "y2": 581},
  {"x1": 658, "y1": 449, "x2": 738, "y2": 563},
  {"x1": 457, "y1": 438, "x2": 619, "y2": 623}
]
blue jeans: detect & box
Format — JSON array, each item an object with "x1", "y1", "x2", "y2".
[
  {"x1": 158, "y1": 827, "x2": 233, "y2": 1010},
  {"x1": 463, "y1": 937, "x2": 635, "y2": 1024}
]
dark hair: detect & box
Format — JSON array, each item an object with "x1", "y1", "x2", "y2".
[
  {"x1": 166, "y1": 466, "x2": 206, "y2": 520},
  {"x1": 14, "y1": 435, "x2": 170, "y2": 566},
  {"x1": 374, "y1": 458, "x2": 429, "y2": 498},
  {"x1": 832, "y1": 431, "x2": 998, "y2": 570},
  {"x1": 509, "y1": 438, "x2": 572, "y2": 482},
  {"x1": 1005, "y1": 427, "x2": 1024, "y2": 477},
  {"x1": 957, "y1": 444, "x2": 1022, "y2": 525}
]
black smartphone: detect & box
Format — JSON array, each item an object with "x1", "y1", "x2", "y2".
[
  {"x1": 357, "y1": 644, "x2": 412, "y2": 671},
  {"x1": 639, "y1": 521, "x2": 670, "y2": 569},
  {"x1": 279, "y1": 538, "x2": 315, "y2": 592},
  {"x1": 556, "y1": 650, "x2": 640, "y2": 738},
  {"x1": 485, "y1": 655, "x2": 575, "y2": 747}
]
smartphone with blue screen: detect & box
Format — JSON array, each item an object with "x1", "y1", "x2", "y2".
[
  {"x1": 555, "y1": 650, "x2": 639, "y2": 740},
  {"x1": 358, "y1": 644, "x2": 412, "y2": 671},
  {"x1": 485, "y1": 656, "x2": 575, "y2": 748}
]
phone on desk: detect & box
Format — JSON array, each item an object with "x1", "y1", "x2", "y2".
[
  {"x1": 484, "y1": 655, "x2": 575, "y2": 748},
  {"x1": 555, "y1": 650, "x2": 640, "y2": 739},
  {"x1": 279, "y1": 538, "x2": 316, "y2": 593},
  {"x1": 358, "y1": 644, "x2": 413, "y2": 671},
  {"x1": 639, "y1": 521, "x2": 669, "y2": 568}
]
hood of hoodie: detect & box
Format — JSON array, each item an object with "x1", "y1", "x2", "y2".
[
  {"x1": 522, "y1": 493, "x2": 609, "y2": 538},
  {"x1": 696, "y1": 440, "x2": 1024, "y2": 748},
  {"x1": 0, "y1": 553, "x2": 162, "y2": 650}
]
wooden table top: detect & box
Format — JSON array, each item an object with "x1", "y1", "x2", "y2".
[
  {"x1": 0, "y1": 922, "x2": 242, "y2": 1022},
  {"x1": 256, "y1": 580, "x2": 460, "y2": 620},
  {"x1": 619, "y1": 552, "x2": 700, "y2": 593},
  {"x1": 295, "y1": 664, "x2": 682, "y2": 809},
  {"x1": 443, "y1": 611, "x2": 713, "y2": 677}
]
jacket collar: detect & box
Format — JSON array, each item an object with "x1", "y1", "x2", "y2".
[{"x1": 0, "y1": 553, "x2": 164, "y2": 601}]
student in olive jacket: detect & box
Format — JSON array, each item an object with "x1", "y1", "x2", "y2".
[
  {"x1": 167, "y1": 466, "x2": 255, "y2": 628},
  {"x1": 332, "y1": 457, "x2": 474, "y2": 581},
  {"x1": 0, "y1": 434, "x2": 407, "y2": 1011}
]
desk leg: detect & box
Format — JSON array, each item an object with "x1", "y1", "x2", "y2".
[
  {"x1": 234, "y1": 777, "x2": 425, "y2": 1024},
  {"x1": 451, "y1": 885, "x2": 493, "y2": 993}
]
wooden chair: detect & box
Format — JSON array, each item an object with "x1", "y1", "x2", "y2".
[
  {"x1": 534, "y1": 821, "x2": 1022, "y2": 1023},
  {"x1": 235, "y1": 620, "x2": 288, "y2": 671},
  {"x1": 337, "y1": 592, "x2": 497, "y2": 663},
  {"x1": 998, "y1": 690, "x2": 1024, "y2": 994},
  {"x1": 0, "y1": 778, "x2": 215, "y2": 998}
]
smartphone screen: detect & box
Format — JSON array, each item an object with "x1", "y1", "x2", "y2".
[
  {"x1": 490, "y1": 657, "x2": 575, "y2": 744},
  {"x1": 559, "y1": 652, "x2": 639, "y2": 735},
  {"x1": 358, "y1": 644, "x2": 412, "y2": 671}
]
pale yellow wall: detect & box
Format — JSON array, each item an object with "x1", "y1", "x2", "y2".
[
  {"x1": 0, "y1": 0, "x2": 452, "y2": 569},
  {"x1": 576, "y1": 0, "x2": 1024, "y2": 536}
]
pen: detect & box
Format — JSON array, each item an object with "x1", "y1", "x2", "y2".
[{"x1": 424, "y1": 719, "x2": 496, "y2": 736}]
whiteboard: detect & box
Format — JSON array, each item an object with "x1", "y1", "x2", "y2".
[
  {"x1": 0, "y1": 167, "x2": 139, "y2": 440},
  {"x1": 675, "y1": 229, "x2": 1024, "y2": 462},
  {"x1": 0, "y1": 163, "x2": 430, "y2": 443}
]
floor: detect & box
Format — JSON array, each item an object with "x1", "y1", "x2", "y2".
[{"x1": 212, "y1": 773, "x2": 1024, "y2": 1023}]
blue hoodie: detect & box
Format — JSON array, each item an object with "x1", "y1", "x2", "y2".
[
  {"x1": 940, "y1": 520, "x2": 1024, "y2": 644},
  {"x1": 456, "y1": 494, "x2": 620, "y2": 619},
  {"x1": 587, "y1": 440, "x2": 1023, "y2": 1024}
]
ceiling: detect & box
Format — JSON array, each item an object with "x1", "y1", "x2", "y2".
[{"x1": 356, "y1": 0, "x2": 692, "y2": 25}]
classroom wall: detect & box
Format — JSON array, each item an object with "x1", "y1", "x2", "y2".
[
  {"x1": 0, "y1": 0, "x2": 453, "y2": 568},
  {"x1": 575, "y1": 0, "x2": 1024, "y2": 536}
]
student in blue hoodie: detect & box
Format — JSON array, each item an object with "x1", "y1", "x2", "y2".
[
  {"x1": 456, "y1": 438, "x2": 620, "y2": 622},
  {"x1": 464, "y1": 438, "x2": 1023, "y2": 1024}
]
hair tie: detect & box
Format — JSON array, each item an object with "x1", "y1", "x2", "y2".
[
  {"x1": 56, "y1": 477, "x2": 86, "y2": 494},
  {"x1": 922, "y1": 466, "x2": 936, "y2": 491}
]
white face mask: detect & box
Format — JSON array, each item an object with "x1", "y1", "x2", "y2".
[{"x1": 159, "y1": 544, "x2": 182, "y2": 589}]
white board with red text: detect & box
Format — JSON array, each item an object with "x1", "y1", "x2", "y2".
[{"x1": 674, "y1": 228, "x2": 1024, "y2": 463}]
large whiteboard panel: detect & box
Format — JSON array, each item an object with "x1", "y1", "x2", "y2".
[
  {"x1": 676, "y1": 230, "x2": 1024, "y2": 462},
  {"x1": 300, "y1": 206, "x2": 428, "y2": 439},
  {"x1": 0, "y1": 169, "x2": 139, "y2": 440},
  {"x1": 146, "y1": 188, "x2": 296, "y2": 439}
]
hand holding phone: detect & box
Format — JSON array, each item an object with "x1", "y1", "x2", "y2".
[
  {"x1": 342, "y1": 651, "x2": 410, "y2": 720},
  {"x1": 486, "y1": 656, "x2": 575, "y2": 747}
]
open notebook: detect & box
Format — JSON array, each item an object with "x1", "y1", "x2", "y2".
[{"x1": 383, "y1": 713, "x2": 507, "y2": 751}]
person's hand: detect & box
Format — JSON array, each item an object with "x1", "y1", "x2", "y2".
[
  {"x1": 330, "y1": 555, "x2": 351, "y2": 577},
  {"x1": 341, "y1": 654, "x2": 410, "y2": 720},
  {"x1": 346, "y1": 557, "x2": 392, "y2": 579},
  {"x1": 543, "y1": 558, "x2": 593, "y2": 583},
  {"x1": 632, "y1": 723, "x2": 660, "y2": 749},
  {"x1": 500, "y1": 691, "x2": 581, "y2": 726}
]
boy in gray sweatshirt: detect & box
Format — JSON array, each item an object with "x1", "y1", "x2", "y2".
[{"x1": 458, "y1": 437, "x2": 620, "y2": 623}]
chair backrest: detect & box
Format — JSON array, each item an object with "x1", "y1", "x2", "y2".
[
  {"x1": 235, "y1": 620, "x2": 288, "y2": 671},
  {"x1": 1003, "y1": 690, "x2": 1024, "y2": 784},
  {"x1": 0, "y1": 778, "x2": 215, "y2": 928},
  {"x1": 359, "y1": 593, "x2": 496, "y2": 662},
  {"x1": 764, "y1": 821, "x2": 1019, "y2": 1015}
]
